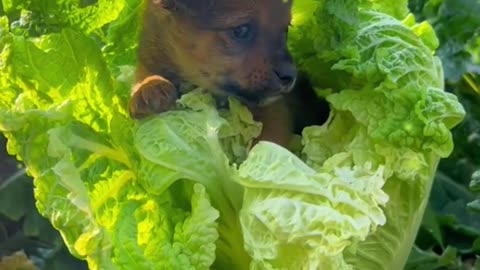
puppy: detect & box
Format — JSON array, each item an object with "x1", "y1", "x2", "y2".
[{"x1": 129, "y1": 0, "x2": 326, "y2": 146}]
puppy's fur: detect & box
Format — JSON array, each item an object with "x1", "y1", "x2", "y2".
[{"x1": 129, "y1": 0, "x2": 327, "y2": 146}]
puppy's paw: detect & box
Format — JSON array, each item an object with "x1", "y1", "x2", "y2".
[{"x1": 129, "y1": 75, "x2": 178, "y2": 119}]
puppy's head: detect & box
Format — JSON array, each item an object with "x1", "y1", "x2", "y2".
[{"x1": 157, "y1": 0, "x2": 296, "y2": 106}]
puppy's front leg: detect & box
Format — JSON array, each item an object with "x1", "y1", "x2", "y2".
[
  {"x1": 251, "y1": 97, "x2": 293, "y2": 147},
  {"x1": 129, "y1": 65, "x2": 178, "y2": 119}
]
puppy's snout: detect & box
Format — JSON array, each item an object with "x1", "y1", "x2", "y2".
[{"x1": 274, "y1": 64, "x2": 297, "y2": 90}]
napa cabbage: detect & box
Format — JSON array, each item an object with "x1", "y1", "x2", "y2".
[{"x1": 0, "y1": 0, "x2": 465, "y2": 269}]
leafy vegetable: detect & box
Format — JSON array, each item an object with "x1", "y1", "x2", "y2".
[
  {"x1": 0, "y1": 0, "x2": 467, "y2": 269},
  {"x1": 286, "y1": 2, "x2": 465, "y2": 268},
  {"x1": 238, "y1": 142, "x2": 388, "y2": 269},
  {"x1": 406, "y1": 0, "x2": 480, "y2": 268}
]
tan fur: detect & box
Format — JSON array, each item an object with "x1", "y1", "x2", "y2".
[{"x1": 130, "y1": 0, "x2": 298, "y2": 146}]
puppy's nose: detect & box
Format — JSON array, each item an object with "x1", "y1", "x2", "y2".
[{"x1": 274, "y1": 65, "x2": 297, "y2": 88}]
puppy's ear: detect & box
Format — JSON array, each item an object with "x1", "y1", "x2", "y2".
[
  {"x1": 152, "y1": 0, "x2": 173, "y2": 9},
  {"x1": 153, "y1": 0, "x2": 212, "y2": 15}
]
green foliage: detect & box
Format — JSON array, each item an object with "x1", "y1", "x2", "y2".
[
  {"x1": 0, "y1": 0, "x2": 475, "y2": 270},
  {"x1": 0, "y1": 137, "x2": 88, "y2": 270},
  {"x1": 406, "y1": 0, "x2": 480, "y2": 269},
  {"x1": 409, "y1": 0, "x2": 480, "y2": 83}
]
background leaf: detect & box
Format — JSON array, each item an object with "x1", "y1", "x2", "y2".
[{"x1": 408, "y1": 0, "x2": 480, "y2": 268}]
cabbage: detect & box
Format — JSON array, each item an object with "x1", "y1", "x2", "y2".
[{"x1": 0, "y1": 0, "x2": 465, "y2": 269}]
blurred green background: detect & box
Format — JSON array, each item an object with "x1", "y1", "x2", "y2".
[{"x1": 0, "y1": 0, "x2": 479, "y2": 269}]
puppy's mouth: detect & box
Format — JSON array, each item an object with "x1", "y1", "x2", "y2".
[{"x1": 219, "y1": 81, "x2": 293, "y2": 107}]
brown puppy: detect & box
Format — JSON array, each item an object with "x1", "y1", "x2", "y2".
[{"x1": 129, "y1": 0, "x2": 300, "y2": 146}]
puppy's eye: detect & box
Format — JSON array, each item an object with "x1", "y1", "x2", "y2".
[{"x1": 230, "y1": 24, "x2": 253, "y2": 41}]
